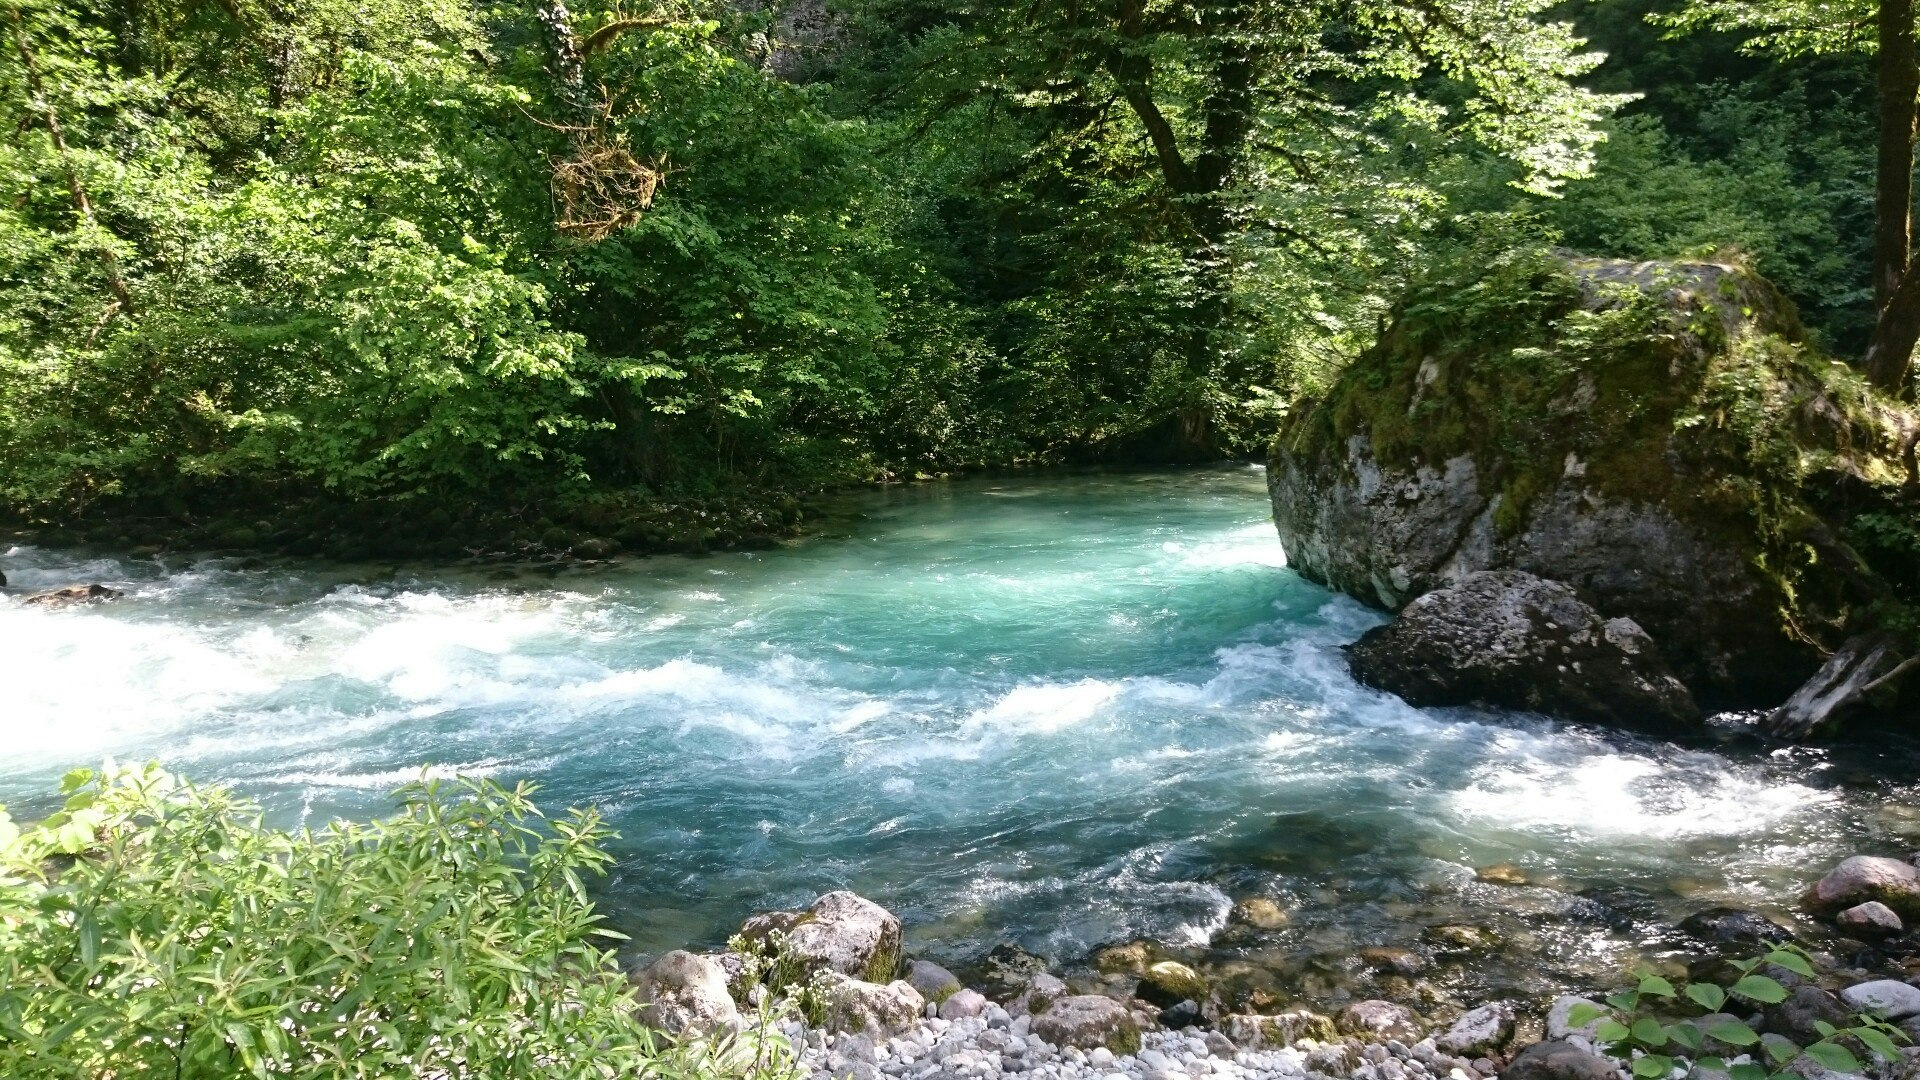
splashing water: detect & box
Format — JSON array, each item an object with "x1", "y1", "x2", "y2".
[{"x1": 2, "y1": 467, "x2": 1915, "y2": 1001}]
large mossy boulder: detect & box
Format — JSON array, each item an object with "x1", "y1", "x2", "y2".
[{"x1": 1270, "y1": 250, "x2": 1912, "y2": 706}]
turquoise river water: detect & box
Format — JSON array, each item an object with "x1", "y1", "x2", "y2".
[{"x1": 4, "y1": 467, "x2": 1919, "y2": 1005}]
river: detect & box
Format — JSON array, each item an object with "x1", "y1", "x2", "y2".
[{"x1": 3, "y1": 466, "x2": 1917, "y2": 1007}]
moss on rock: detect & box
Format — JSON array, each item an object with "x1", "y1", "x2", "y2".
[{"x1": 1271, "y1": 248, "x2": 1914, "y2": 705}]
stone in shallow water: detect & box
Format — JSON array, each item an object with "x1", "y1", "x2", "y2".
[
  {"x1": 1345, "y1": 571, "x2": 1700, "y2": 732},
  {"x1": 1837, "y1": 901, "x2": 1904, "y2": 938},
  {"x1": 1677, "y1": 907, "x2": 1793, "y2": 948},
  {"x1": 1231, "y1": 897, "x2": 1291, "y2": 930},
  {"x1": 1807, "y1": 857, "x2": 1920, "y2": 919}
]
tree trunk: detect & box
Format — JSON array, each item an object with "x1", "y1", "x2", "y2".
[
  {"x1": 1866, "y1": 0, "x2": 1920, "y2": 394},
  {"x1": 7, "y1": 8, "x2": 134, "y2": 315}
]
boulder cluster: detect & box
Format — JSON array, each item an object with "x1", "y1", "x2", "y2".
[{"x1": 630, "y1": 848, "x2": 1920, "y2": 1080}]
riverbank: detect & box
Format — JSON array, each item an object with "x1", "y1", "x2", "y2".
[{"x1": 647, "y1": 865, "x2": 1920, "y2": 1080}]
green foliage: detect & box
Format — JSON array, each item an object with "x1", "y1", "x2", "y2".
[
  {"x1": 1573, "y1": 947, "x2": 1909, "y2": 1080},
  {"x1": 0, "y1": 764, "x2": 799, "y2": 1078}
]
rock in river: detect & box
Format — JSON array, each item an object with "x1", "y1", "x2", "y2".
[
  {"x1": 1837, "y1": 901, "x2": 1904, "y2": 938},
  {"x1": 1839, "y1": 980, "x2": 1920, "y2": 1020},
  {"x1": 1807, "y1": 856, "x2": 1920, "y2": 919},
  {"x1": 1269, "y1": 254, "x2": 1909, "y2": 708},
  {"x1": 1346, "y1": 570, "x2": 1698, "y2": 730},
  {"x1": 22, "y1": 583, "x2": 121, "y2": 608}
]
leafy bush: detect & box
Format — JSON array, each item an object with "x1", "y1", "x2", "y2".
[
  {"x1": 0, "y1": 764, "x2": 797, "y2": 1079},
  {"x1": 1571, "y1": 946, "x2": 1907, "y2": 1080}
]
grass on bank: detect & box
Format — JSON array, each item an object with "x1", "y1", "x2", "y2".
[{"x1": 0, "y1": 764, "x2": 796, "y2": 1079}]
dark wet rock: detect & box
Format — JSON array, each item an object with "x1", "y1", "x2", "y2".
[
  {"x1": 1439, "y1": 1003, "x2": 1516, "y2": 1057},
  {"x1": 1225, "y1": 1011, "x2": 1338, "y2": 1049},
  {"x1": 1030, "y1": 995, "x2": 1142, "y2": 1054},
  {"x1": 1679, "y1": 907, "x2": 1795, "y2": 949},
  {"x1": 1501, "y1": 1041, "x2": 1624, "y2": 1080},
  {"x1": 1338, "y1": 1000, "x2": 1422, "y2": 1043},
  {"x1": 1838, "y1": 902, "x2": 1905, "y2": 938},
  {"x1": 634, "y1": 950, "x2": 744, "y2": 1036},
  {"x1": 1346, "y1": 571, "x2": 1700, "y2": 731},
  {"x1": 981, "y1": 943, "x2": 1050, "y2": 996},
  {"x1": 1136, "y1": 960, "x2": 1209, "y2": 1007},
  {"x1": 1269, "y1": 255, "x2": 1908, "y2": 709},
  {"x1": 1840, "y1": 980, "x2": 1920, "y2": 1020},
  {"x1": 22, "y1": 583, "x2": 121, "y2": 608},
  {"x1": 905, "y1": 959, "x2": 962, "y2": 1004},
  {"x1": 739, "y1": 891, "x2": 903, "y2": 983},
  {"x1": 1763, "y1": 985, "x2": 1852, "y2": 1044},
  {"x1": 1158, "y1": 999, "x2": 1203, "y2": 1029}
]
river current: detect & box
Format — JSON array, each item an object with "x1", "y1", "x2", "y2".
[{"x1": 4, "y1": 467, "x2": 1918, "y2": 1005}]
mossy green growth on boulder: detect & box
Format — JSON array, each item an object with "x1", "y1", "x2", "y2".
[{"x1": 1270, "y1": 247, "x2": 1915, "y2": 706}]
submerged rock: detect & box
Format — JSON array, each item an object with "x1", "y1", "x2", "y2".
[
  {"x1": 22, "y1": 583, "x2": 121, "y2": 608},
  {"x1": 1231, "y1": 897, "x2": 1292, "y2": 930},
  {"x1": 634, "y1": 950, "x2": 744, "y2": 1036},
  {"x1": 740, "y1": 890, "x2": 904, "y2": 983},
  {"x1": 1346, "y1": 570, "x2": 1699, "y2": 730},
  {"x1": 1269, "y1": 253, "x2": 1911, "y2": 710}
]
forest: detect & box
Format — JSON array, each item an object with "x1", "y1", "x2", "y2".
[{"x1": 0, "y1": 0, "x2": 1900, "y2": 538}]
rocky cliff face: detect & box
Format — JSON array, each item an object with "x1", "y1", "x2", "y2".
[{"x1": 1270, "y1": 252, "x2": 1911, "y2": 707}]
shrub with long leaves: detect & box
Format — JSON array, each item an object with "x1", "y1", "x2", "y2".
[{"x1": 0, "y1": 764, "x2": 796, "y2": 1079}]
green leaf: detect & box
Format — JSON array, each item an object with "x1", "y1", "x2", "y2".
[
  {"x1": 1730, "y1": 975, "x2": 1789, "y2": 1004},
  {"x1": 1568, "y1": 1003, "x2": 1609, "y2": 1028},
  {"x1": 1855, "y1": 1026, "x2": 1902, "y2": 1062},
  {"x1": 1598, "y1": 1020, "x2": 1633, "y2": 1044},
  {"x1": 1668, "y1": 1023, "x2": 1703, "y2": 1050},
  {"x1": 1812, "y1": 1021, "x2": 1837, "y2": 1039},
  {"x1": 1633, "y1": 1054, "x2": 1675, "y2": 1079},
  {"x1": 1765, "y1": 951, "x2": 1816, "y2": 978},
  {"x1": 1640, "y1": 976, "x2": 1679, "y2": 998},
  {"x1": 1802, "y1": 1042, "x2": 1861, "y2": 1073},
  {"x1": 1633, "y1": 1018, "x2": 1672, "y2": 1048},
  {"x1": 1762, "y1": 1036, "x2": 1800, "y2": 1064},
  {"x1": 1687, "y1": 984, "x2": 1728, "y2": 1012},
  {"x1": 1728, "y1": 1066, "x2": 1767, "y2": 1080},
  {"x1": 1610, "y1": 991, "x2": 1643, "y2": 1012},
  {"x1": 1705, "y1": 1021, "x2": 1761, "y2": 1047}
]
